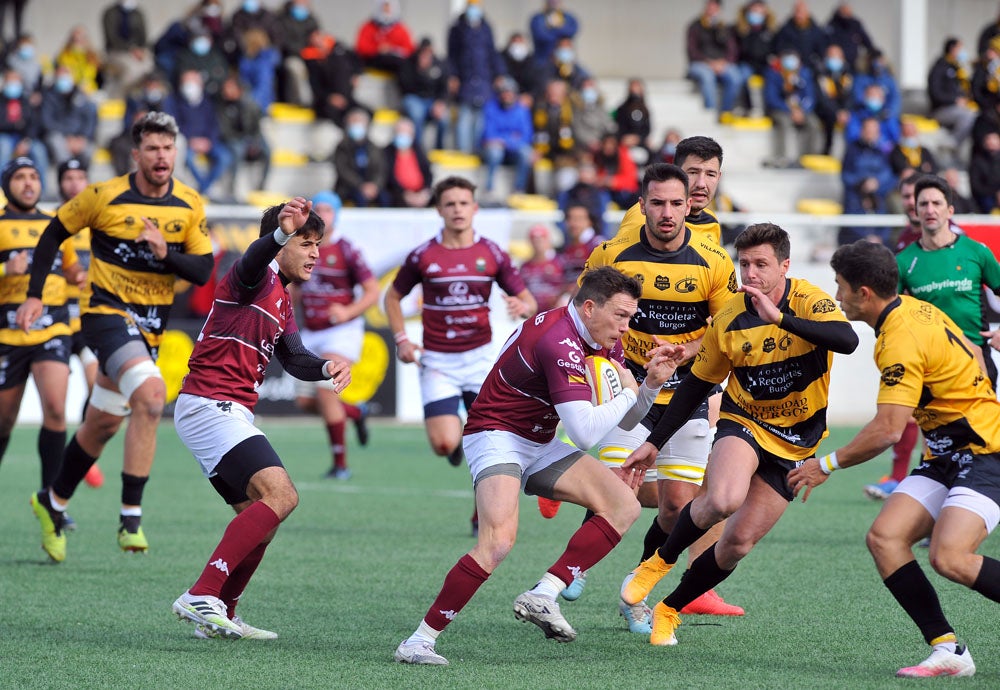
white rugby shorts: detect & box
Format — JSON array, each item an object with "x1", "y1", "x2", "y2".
[
  {"x1": 174, "y1": 393, "x2": 265, "y2": 477},
  {"x1": 419, "y1": 343, "x2": 493, "y2": 405},
  {"x1": 464, "y1": 429, "x2": 579, "y2": 489}
]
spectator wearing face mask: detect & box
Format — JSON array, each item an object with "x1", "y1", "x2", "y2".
[
  {"x1": 813, "y1": 43, "x2": 854, "y2": 156},
  {"x1": 355, "y1": 0, "x2": 414, "y2": 76},
  {"x1": 0, "y1": 68, "x2": 47, "y2": 171},
  {"x1": 928, "y1": 37, "x2": 978, "y2": 150},
  {"x1": 537, "y1": 37, "x2": 590, "y2": 99},
  {"x1": 501, "y1": 32, "x2": 537, "y2": 101},
  {"x1": 6, "y1": 33, "x2": 42, "y2": 92},
  {"x1": 572, "y1": 77, "x2": 613, "y2": 154},
  {"x1": 57, "y1": 26, "x2": 102, "y2": 96},
  {"x1": 175, "y1": 28, "x2": 229, "y2": 98},
  {"x1": 852, "y1": 49, "x2": 901, "y2": 120},
  {"x1": 972, "y1": 37, "x2": 1000, "y2": 113},
  {"x1": 303, "y1": 29, "x2": 370, "y2": 130},
  {"x1": 383, "y1": 117, "x2": 433, "y2": 207},
  {"x1": 40, "y1": 66, "x2": 96, "y2": 167},
  {"x1": 613, "y1": 78, "x2": 651, "y2": 151},
  {"x1": 889, "y1": 117, "x2": 938, "y2": 178},
  {"x1": 763, "y1": 48, "x2": 823, "y2": 168},
  {"x1": 110, "y1": 72, "x2": 178, "y2": 175},
  {"x1": 825, "y1": 2, "x2": 873, "y2": 72},
  {"x1": 773, "y1": 0, "x2": 828, "y2": 71},
  {"x1": 735, "y1": 0, "x2": 777, "y2": 115},
  {"x1": 529, "y1": 0, "x2": 579, "y2": 68},
  {"x1": 844, "y1": 82, "x2": 900, "y2": 147},
  {"x1": 334, "y1": 108, "x2": 388, "y2": 207},
  {"x1": 276, "y1": 0, "x2": 321, "y2": 106},
  {"x1": 170, "y1": 69, "x2": 233, "y2": 196},
  {"x1": 101, "y1": 0, "x2": 154, "y2": 99}
]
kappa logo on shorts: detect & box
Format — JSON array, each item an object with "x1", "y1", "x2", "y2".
[
  {"x1": 812, "y1": 298, "x2": 837, "y2": 314},
  {"x1": 880, "y1": 363, "x2": 905, "y2": 386},
  {"x1": 216, "y1": 401, "x2": 233, "y2": 413}
]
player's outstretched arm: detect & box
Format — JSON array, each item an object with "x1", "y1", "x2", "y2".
[{"x1": 385, "y1": 284, "x2": 421, "y2": 364}]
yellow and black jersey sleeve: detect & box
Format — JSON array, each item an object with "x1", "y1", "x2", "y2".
[
  {"x1": 694, "y1": 278, "x2": 843, "y2": 459},
  {"x1": 615, "y1": 201, "x2": 722, "y2": 245},
  {"x1": 0, "y1": 208, "x2": 75, "y2": 345},
  {"x1": 57, "y1": 174, "x2": 210, "y2": 348},
  {"x1": 875, "y1": 295, "x2": 1000, "y2": 456}
]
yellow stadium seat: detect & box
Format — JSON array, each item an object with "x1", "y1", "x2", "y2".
[
  {"x1": 799, "y1": 154, "x2": 841, "y2": 174},
  {"x1": 533, "y1": 158, "x2": 553, "y2": 172},
  {"x1": 902, "y1": 114, "x2": 940, "y2": 134},
  {"x1": 271, "y1": 149, "x2": 309, "y2": 166},
  {"x1": 747, "y1": 74, "x2": 764, "y2": 89},
  {"x1": 508, "y1": 238, "x2": 533, "y2": 262},
  {"x1": 268, "y1": 102, "x2": 316, "y2": 123},
  {"x1": 428, "y1": 149, "x2": 481, "y2": 168},
  {"x1": 97, "y1": 99, "x2": 125, "y2": 121},
  {"x1": 507, "y1": 194, "x2": 557, "y2": 211},
  {"x1": 730, "y1": 115, "x2": 772, "y2": 130},
  {"x1": 373, "y1": 108, "x2": 400, "y2": 125},
  {"x1": 796, "y1": 198, "x2": 843, "y2": 215},
  {"x1": 92, "y1": 148, "x2": 111, "y2": 165}
]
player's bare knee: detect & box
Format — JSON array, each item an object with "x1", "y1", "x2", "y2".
[
  {"x1": 928, "y1": 547, "x2": 975, "y2": 586},
  {"x1": 475, "y1": 532, "x2": 516, "y2": 570}
]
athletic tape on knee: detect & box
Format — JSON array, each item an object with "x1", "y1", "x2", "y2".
[
  {"x1": 118, "y1": 360, "x2": 163, "y2": 401},
  {"x1": 598, "y1": 446, "x2": 631, "y2": 465},
  {"x1": 89, "y1": 383, "x2": 131, "y2": 416}
]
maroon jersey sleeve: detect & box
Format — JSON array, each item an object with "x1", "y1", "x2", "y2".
[
  {"x1": 343, "y1": 238, "x2": 375, "y2": 285},
  {"x1": 391, "y1": 246, "x2": 425, "y2": 297},
  {"x1": 491, "y1": 241, "x2": 527, "y2": 296}
]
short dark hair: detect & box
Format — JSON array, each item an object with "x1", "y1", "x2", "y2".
[
  {"x1": 432, "y1": 176, "x2": 477, "y2": 206},
  {"x1": 674, "y1": 135, "x2": 723, "y2": 169},
  {"x1": 641, "y1": 162, "x2": 689, "y2": 199},
  {"x1": 898, "y1": 171, "x2": 923, "y2": 191},
  {"x1": 734, "y1": 222, "x2": 791, "y2": 262},
  {"x1": 259, "y1": 202, "x2": 325, "y2": 240},
  {"x1": 565, "y1": 202, "x2": 598, "y2": 230},
  {"x1": 944, "y1": 37, "x2": 960, "y2": 55},
  {"x1": 574, "y1": 266, "x2": 642, "y2": 307},
  {"x1": 131, "y1": 110, "x2": 178, "y2": 147},
  {"x1": 914, "y1": 174, "x2": 953, "y2": 207},
  {"x1": 831, "y1": 240, "x2": 899, "y2": 299}
]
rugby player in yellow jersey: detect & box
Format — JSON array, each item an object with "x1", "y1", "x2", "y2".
[
  {"x1": 0, "y1": 157, "x2": 83, "y2": 512},
  {"x1": 621, "y1": 223, "x2": 860, "y2": 645},
  {"x1": 19, "y1": 112, "x2": 214, "y2": 561},
  {"x1": 788, "y1": 241, "x2": 1000, "y2": 679},
  {"x1": 616, "y1": 136, "x2": 724, "y2": 245},
  {"x1": 573, "y1": 162, "x2": 743, "y2": 629}
]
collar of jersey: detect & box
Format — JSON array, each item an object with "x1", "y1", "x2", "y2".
[{"x1": 568, "y1": 301, "x2": 600, "y2": 350}]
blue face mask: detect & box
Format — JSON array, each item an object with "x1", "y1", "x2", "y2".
[
  {"x1": 901, "y1": 136, "x2": 919, "y2": 148},
  {"x1": 394, "y1": 133, "x2": 413, "y2": 149},
  {"x1": 55, "y1": 75, "x2": 74, "y2": 94},
  {"x1": 290, "y1": 5, "x2": 310, "y2": 21},
  {"x1": 347, "y1": 123, "x2": 367, "y2": 141},
  {"x1": 956, "y1": 49, "x2": 970, "y2": 64},
  {"x1": 465, "y1": 6, "x2": 483, "y2": 23},
  {"x1": 243, "y1": 0, "x2": 259, "y2": 12},
  {"x1": 865, "y1": 98, "x2": 884, "y2": 111},
  {"x1": 191, "y1": 37, "x2": 211, "y2": 56},
  {"x1": 826, "y1": 57, "x2": 844, "y2": 73},
  {"x1": 662, "y1": 142, "x2": 677, "y2": 156},
  {"x1": 781, "y1": 55, "x2": 799, "y2": 71},
  {"x1": 581, "y1": 87, "x2": 598, "y2": 104},
  {"x1": 746, "y1": 10, "x2": 764, "y2": 26},
  {"x1": 17, "y1": 45, "x2": 34, "y2": 61},
  {"x1": 3, "y1": 82, "x2": 23, "y2": 99},
  {"x1": 555, "y1": 47, "x2": 574, "y2": 64}
]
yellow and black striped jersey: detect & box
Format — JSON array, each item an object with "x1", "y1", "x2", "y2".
[
  {"x1": 692, "y1": 278, "x2": 847, "y2": 459},
  {"x1": 64, "y1": 226, "x2": 91, "y2": 332},
  {"x1": 583, "y1": 227, "x2": 737, "y2": 404},
  {"x1": 874, "y1": 295, "x2": 1000, "y2": 456},
  {"x1": 0, "y1": 207, "x2": 77, "y2": 346},
  {"x1": 57, "y1": 174, "x2": 210, "y2": 348},
  {"x1": 617, "y1": 201, "x2": 722, "y2": 245}
]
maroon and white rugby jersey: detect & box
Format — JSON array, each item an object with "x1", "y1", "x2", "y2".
[
  {"x1": 464, "y1": 305, "x2": 625, "y2": 444},
  {"x1": 519, "y1": 254, "x2": 566, "y2": 313},
  {"x1": 392, "y1": 233, "x2": 527, "y2": 353},
  {"x1": 181, "y1": 262, "x2": 296, "y2": 412},
  {"x1": 299, "y1": 237, "x2": 374, "y2": 331}
]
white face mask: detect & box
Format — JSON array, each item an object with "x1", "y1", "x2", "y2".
[
  {"x1": 508, "y1": 43, "x2": 529, "y2": 62},
  {"x1": 181, "y1": 82, "x2": 203, "y2": 103}
]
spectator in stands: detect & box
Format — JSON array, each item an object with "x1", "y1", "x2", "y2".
[
  {"x1": 537, "y1": 36, "x2": 590, "y2": 96},
  {"x1": 0, "y1": 0, "x2": 28, "y2": 44},
  {"x1": 972, "y1": 37, "x2": 1000, "y2": 113},
  {"x1": 613, "y1": 78, "x2": 652, "y2": 151},
  {"x1": 111, "y1": 72, "x2": 177, "y2": 175},
  {"x1": 277, "y1": 0, "x2": 321, "y2": 106},
  {"x1": 844, "y1": 82, "x2": 900, "y2": 147},
  {"x1": 557, "y1": 202, "x2": 601, "y2": 288},
  {"x1": 225, "y1": 0, "x2": 282, "y2": 56},
  {"x1": 355, "y1": 0, "x2": 414, "y2": 76},
  {"x1": 943, "y1": 166, "x2": 977, "y2": 214},
  {"x1": 594, "y1": 132, "x2": 639, "y2": 209},
  {"x1": 825, "y1": 2, "x2": 873, "y2": 71},
  {"x1": 217, "y1": 75, "x2": 270, "y2": 200},
  {"x1": 519, "y1": 224, "x2": 566, "y2": 313},
  {"x1": 973, "y1": 96, "x2": 1000, "y2": 157},
  {"x1": 734, "y1": 0, "x2": 777, "y2": 116},
  {"x1": 238, "y1": 28, "x2": 281, "y2": 115},
  {"x1": 40, "y1": 65, "x2": 97, "y2": 167},
  {"x1": 6, "y1": 34, "x2": 42, "y2": 92},
  {"x1": 56, "y1": 26, "x2": 101, "y2": 96},
  {"x1": 383, "y1": 116, "x2": 433, "y2": 208},
  {"x1": 447, "y1": 0, "x2": 506, "y2": 154},
  {"x1": 197, "y1": 0, "x2": 225, "y2": 42},
  {"x1": 532, "y1": 77, "x2": 578, "y2": 191},
  {"x1": 970, "y1": 130, "x2": 1000, "y2": 212},
  {"x1": 481, "y1": 76, "x2": 534, "y2": 196},
  {"x1": 172, "y1": 68, "x2": 233, "y2": 196},
  {"x1": 153, "y1": 13, "x2": 199, "y2": 85},
  {"x1": 501, "y1": 32, "x2": 538, "y2": 100},
  {"x1": 101, "y1": 0, "x2": 154, "y2": 98},
  {"x1": 655, "y1": 128, "x2": 683, "y2": 165},
  {"x1": 763, "y1": 48, "x2": 822, "y2": 168},
  {"x1": 175, "y1": 27, "x2": 229, "y2": 98},
  {"x1": 0, "y1": 68, "x2": 46, "y2": 171},
  {"x1": 530, "y1": 0, "x2": 579, "y2": 68},
  {"x1": 889, "y1": 117, "x2": 938, "y2": 178},
  {"x1": 852, "y1": 48, "x2": 901, "y2": 120},
  {"x1": 572, "y1": 77, "x2": 613, "y2": 154},
  {"x1": 977, "y1": 5, "x2": 1000, "y2": 57},
  {"x1": 773, "y1": 0, "x2": 828, "y2": 71},
  {"x1": 814, "y1": 43, "x2": 855, "y2": 155},
  {"x1": 399, "y1": 37, "x2": 450, "y2": 150},
  {"x1": 304, "y1": 30, "x2": 367, "y2": 130},
  {"x1": 557, "y1": 159, "x2": 609, "y2": 235},
  {"x1": 840, "y1": 116, "x2": 896, "y2": 245},
  {"x1": 685, "y1": 0, "x2": 743, "y2": 120},
  {"x1": 333, "y1": 108, "x2": 388, "y2": 207},
  {"x1": 928, "y1": 37, "x2": 978, "y2": 151}
]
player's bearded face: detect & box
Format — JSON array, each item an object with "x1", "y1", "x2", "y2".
[
  {"x1": 641, "y1": 178, "x2": 690, "y2": 247},
  {"x1": 584, "y1": 293, "x2": 638, "y2": 348},
  {"x1": 135, "y1": 132, "x2": 176, "y2": 187}
]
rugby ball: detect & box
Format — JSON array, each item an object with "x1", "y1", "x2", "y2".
[{"x1": 584, "y1": 355, "x2": 624, "y2": 405}]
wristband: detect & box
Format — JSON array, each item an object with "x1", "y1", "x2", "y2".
[
  {"x1": 393, "y1": 331, "x2": 410, "y2": 345},
  {"x1": 273, "y1": 228, "x2": 292, "y2": 246},
  {"x1": 818, "y1": 452, "x2": 841, "y2": 475}
]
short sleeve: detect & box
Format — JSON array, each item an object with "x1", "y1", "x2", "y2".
[
  {"x1": 874, "y1": 330, "x2": 924, "y2": 408},
  {"x1": 536, "y1": 335, "x2": 595, "y2": 406}
]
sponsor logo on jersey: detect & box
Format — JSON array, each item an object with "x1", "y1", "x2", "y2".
[
  {"x1": 778, "y1": 334, "x2": 793, "y2": 351},
  {"x1": 812, "y1": 298, "x2": 837, "y2": 314},
  {"x1": 475, "y1": 257, "x2": 486, "y2": 272},
  {"x1": 741, "y1": 341, "x2": 752, "y2": 354},
  {"x1": 675, "y1": 277, "x2": 697, "y2": 293},
  {"x1": 762, "y1": 337, "x2": 776, "y2": 353},
  {"x1": 881, "y1": 363, "x2": 905, "y2": 386},
  {"x1": 654, "y1": 275, "x2": 671, "y2": 291},
  {"x1": 727, "y1": 273, "x2": 738, "y2": 293}
]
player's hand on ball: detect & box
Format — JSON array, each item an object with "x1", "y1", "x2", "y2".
[
  {"x1": 787, "y1": 458, "x2": 828, "y2": 503},
  {"x1": 610, "y1": 359, "x2": 639, "y2": 395}
]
